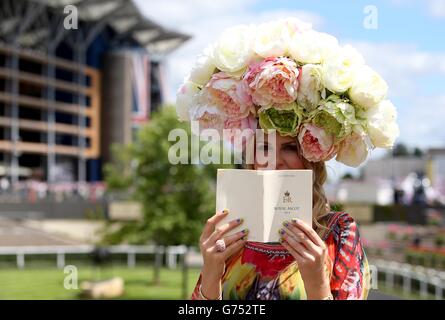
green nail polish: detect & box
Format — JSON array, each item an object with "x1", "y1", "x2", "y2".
[{"x1": 283, "y1": 220, "x2": 289, "y2": 227}]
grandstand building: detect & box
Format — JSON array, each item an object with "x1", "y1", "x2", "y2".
[{"x1": 0, "y1": 0, "x2": 188, "y2": 186}]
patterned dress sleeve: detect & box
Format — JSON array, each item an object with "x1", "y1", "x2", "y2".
[
  {"x1": 328, "y1": 212, "x2": 371, "y2": 300},
  {"x1": 190, "y1": 273, "x2": 203, "y2": 300}
]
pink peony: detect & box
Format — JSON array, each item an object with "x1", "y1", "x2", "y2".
[
  {"x1": 298, "y1": 123, "x2": 337, "y2": 162},
  {"x1": 189, "y1": 105, "x2": 226, "y2": 135},
  {"x1": 243, "y1": 56, "x2": 300, "y2": 107},
  {"x1": 223, "y1": 114, "x2": 258, "y2": 151},
  {"x1": 201, "y1": 72, "x2": 253, "y2": 119}
]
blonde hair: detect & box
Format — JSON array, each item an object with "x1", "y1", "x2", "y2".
[
  {"x1": 299, "y1": 158, "x2": 331, "y2": 238},
  {"x1": 244, "y1": 139, "x2": 331, "y2": 238}
]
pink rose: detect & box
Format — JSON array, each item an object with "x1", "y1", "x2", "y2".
[
  {"x1": 223, "y1": 114, "x2": 257, "y2": 151},
  {"x1": 243, "y1": 56, "x2": 300, "y2": 106},
  {"x1": 298, "y1": 123, "x2": 337, "y2": 162},
  {"x1": 201, "y1": 72, "x2": 253, "y2": 119}
]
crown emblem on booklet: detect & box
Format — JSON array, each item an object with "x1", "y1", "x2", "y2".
[{"x1": 283, "y1": 190, "x2": 292, "y2": 203}]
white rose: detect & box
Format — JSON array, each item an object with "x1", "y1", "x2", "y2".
[
  {"x1": 253, "y1": 20, "x2": 290, "y2": 58},
  {"x1": 336, "y1": 125, "x2": 369, "y2": 167},
  {"x1": 349, "y1": 65, "x2": 388, "y2": 109},
  {"x1": 288, "y1": 30, "x2": 339, "y2": 64},
  {"x1": 211, "y1": 24, "x2": 254, "y2": 74},
  {"x1": 322, "y1": 44, "x2": 365, "y2": 93},
  {"x1": 364, "y1": 100, "x2": 399, "y2": 148},
  {"x1": 189, "y1": 47, "x2": 216, "y2": 86},
  {"x1": 176, "y1": 81, "x2": 200, "y2": 121},
  {"x1": 297, "y1": 64, "x2": 324, "y2": 111}
]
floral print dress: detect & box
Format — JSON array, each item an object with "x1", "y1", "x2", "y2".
[{"x1": 191, "y1": 211, "x2": 371, "y2": 300}]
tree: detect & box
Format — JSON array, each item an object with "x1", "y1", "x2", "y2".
[
  {"x1": 102, "y1": 106, "x2": 233, "y2": 247},
  {"x1": 341, "y1": 172, "x2": 354, "y2": 180},
  {"x1": 413, "y1": 147, "x2": 423, "y2": 158},
  {"x1": 103, "y1": 144, "x2": 135, "y2": 192},
  {"x1": 392, "y1": 143, "x2": 409, "y2": 157}
]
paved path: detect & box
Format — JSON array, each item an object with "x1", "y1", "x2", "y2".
[{"x1": 0, "y1": 217, "x2": 80, "y2": 246}]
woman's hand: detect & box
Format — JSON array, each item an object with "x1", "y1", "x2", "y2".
[
  {"x1": 279, "y1": 218, "x2": 331, "y2": 300},
  {"x1": 199, "y1": 209, "x2": 248, "y2": 299}
]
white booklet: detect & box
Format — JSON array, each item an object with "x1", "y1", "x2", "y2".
[{"x1": 215, "y1": 169, "x2": 313, "y2": 243}]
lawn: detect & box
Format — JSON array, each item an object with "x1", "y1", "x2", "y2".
[
  {"x1": 0, "y1": 266, "x2": 201, "y2": 300},
  {"x1": 3, "y1": 266, "x2": 423, "y2": 300}
]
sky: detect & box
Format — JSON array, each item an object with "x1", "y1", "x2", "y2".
[{"x1": 134, "y1": 0, "x2": 445, "y2": 179}]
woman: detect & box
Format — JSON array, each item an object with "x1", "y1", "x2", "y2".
[
  {"x1": 190, "y1": 133, "x2": 370, "y2": 300},
  {"x1": 177, "y1": 17, "x2": 398, "y2": 300}
]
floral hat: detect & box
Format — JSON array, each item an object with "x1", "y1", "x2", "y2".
[{"x1": 176, "y1": 18, "x2": 399, "y2": 167}]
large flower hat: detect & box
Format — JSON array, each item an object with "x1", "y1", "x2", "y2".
[{"x1": 176, "y1": 18, "x2": 399, "y2": 167}]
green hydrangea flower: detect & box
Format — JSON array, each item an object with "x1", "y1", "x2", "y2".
[
  {"x1": 258, "y1": 103, "x2": 304, "y2": 136},
  {"x1": 310, "y1": 94, "x2": 358, "y2": 140}
]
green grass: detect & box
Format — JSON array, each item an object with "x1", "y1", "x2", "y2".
[
  {"x1": 9, "y1": 266, "x2": 437, "y2": 300},
  {"x1": 0, "y1": 266, "x2": 201, "y2": 300}
]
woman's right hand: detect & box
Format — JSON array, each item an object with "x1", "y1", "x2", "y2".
[{"x1": 199, "y1": 209, "x2": 248, "y2": 299}]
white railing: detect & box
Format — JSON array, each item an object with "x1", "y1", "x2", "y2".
[
  {"x1": 0, "y1": 245, "x2": 188, "y2": 269},
  {"x1": 3, "y1": 247, "x2": 445, "y2": 299},
  {"x1": 373, "y1": 259, "x2": 445, "y2": 300}
]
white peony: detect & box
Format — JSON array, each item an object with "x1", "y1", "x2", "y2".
[
  {"x1": 363, "y1": 100, "x2": 399, "y2": 148},
  {"x1": 189, "y1": 47, "x2": 216, "y2": 86},
  {"x1": 336, "y1": 125, "x2": 369, "y2": 167},
  {"x1": 349, "y1": 65, "x2": 388, "y2": 109},
  {"x1": 253, "y1": 20, "x2": 291, "y2": 58},
  {"x1": 322, "y1": 44, "x2": 365, "y2": 93},
  {"x1": 176, "y1": 81, "x2": 200, "y2": 121},
  {"x1": 281, "y1": 17, "x2": 312, "y2": 38},
  {"x1": 211, "y1": 24, "x2": 255, "y2": 74},
  {"x1": 288, "y1": 30, "x2": 339, "y2": 64},
  {"x1": 297, "y1": 64, "x2": 324, "y2": 111}
]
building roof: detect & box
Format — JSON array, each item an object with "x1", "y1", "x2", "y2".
[
  {"x1": 427, "y1": 148, "x2": 445, "y2": 158},
  {"x1": 0, "y1": 0, "x2": 190, "y2": 56}
]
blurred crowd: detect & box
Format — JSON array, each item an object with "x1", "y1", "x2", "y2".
[{"x1": 0, "y1": 178, "x2": 106, "y2": 203}]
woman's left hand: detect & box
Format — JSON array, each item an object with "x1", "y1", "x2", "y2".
[{"x1": 279, "y1": 218, "x2": 332, "y2": 299}]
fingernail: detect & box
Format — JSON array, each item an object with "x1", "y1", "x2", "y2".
[
  {"x1": 222, "y1": 209, "x2": 229, "y2": 214},
  {"x1": 242, "y1": 228, "x2": 249, "y2": 234},
  {"x1": 279, "y1": 237, "x2": 284, "y2": 243},
  {"x1": 237, "y1": 218, "x2": 243, "y2": 223},
  {"x1": 291, "y1": 218, "x2": 299, "y2": 224},
  {"x1": 278, "y1": 228, "x2": 285, "y2": 235},
  {"x1": 242, "y1": 235, "x2": 248, "y2": 240},
  {"x1": 283, "y1": 220, "x2": 289, "y2": 227}
]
